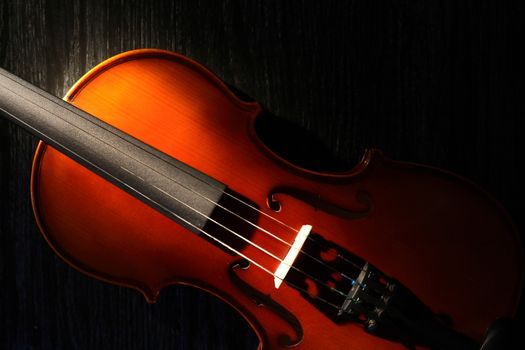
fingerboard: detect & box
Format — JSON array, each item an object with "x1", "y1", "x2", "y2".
[{"x1": 0, "y1": 67, "x2": 225, "y2": 235}]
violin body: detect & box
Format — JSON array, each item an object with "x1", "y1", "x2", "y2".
[{"x1": 30, "y1": 49, "x2": 522, "y2": 349}]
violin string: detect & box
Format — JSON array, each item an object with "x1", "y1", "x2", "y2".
[
  {"x1": 2, "y1": 75, "x2": 367, "y2": 290},
  {"x1": 2, "y1": 98, "x2": 348, "y2": 311},
  {"x1": 177, "y1": 169, "x2": 370, "y2": 272},
  {"x1": 2, "y1": 74, "x2": 369, "y2": 277},
  {"x1": 147, "y1": 197, "x2": 343, "y2": 311},
  {"x1": 203, "y1": 191, "x2": 366, "y2": 274},
  {"x1": 3, "y1": 72, "x2": 366, "y2": 277},
  {"x1": 162, "y1": 161, "x2": 368, "y2": 273},
  {"x1": 306, "y1": 234, "x2": 365, "y2": 273},
  {"x1": 192, "y1": 187, "x2": 367, "y2": 274},
  {"x1": 153, "y1": 183, "x2": 350, "y2": 298},
  {"x1": 5, "y1": 113, "x2": 352, "y2": 314},
  {"x1": 1, "y1": 75, "x2": 366, "y2": 289}
]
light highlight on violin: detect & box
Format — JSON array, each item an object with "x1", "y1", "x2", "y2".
[{"x1": 0, "y1": 49, "x2": 522, "y2": 350}]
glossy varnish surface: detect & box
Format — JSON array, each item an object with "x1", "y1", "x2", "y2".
[{"x1": 30, "y1": 50, "x2": 522, "y2": 349}]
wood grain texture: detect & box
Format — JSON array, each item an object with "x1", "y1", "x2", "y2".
[{"x1": 1, "y1": 0, "x2": 524, "y2": 349}]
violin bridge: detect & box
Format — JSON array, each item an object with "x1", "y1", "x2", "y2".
[{"x1": 274, "y1": 224, "x2": 312, "y2": 289}]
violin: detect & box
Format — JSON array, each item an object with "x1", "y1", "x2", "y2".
[{"x1": 0, "y1": 49, "x2": 522, "y2": 350}]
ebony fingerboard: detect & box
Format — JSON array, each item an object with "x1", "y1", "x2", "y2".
[{"x1": 0, "y1": 67, "x2": 225, "y2": 235}]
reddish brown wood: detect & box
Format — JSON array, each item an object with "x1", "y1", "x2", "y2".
[{"x1": 30, "y1": 49, "x2": 522, "y2": 349}]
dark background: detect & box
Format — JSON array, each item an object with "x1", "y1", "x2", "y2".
[{"x1": 1, "y1": 1, "x2": 524, "y2": 349}]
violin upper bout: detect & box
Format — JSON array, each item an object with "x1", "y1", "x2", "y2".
[{"x1": 65, "y1": 48, "x2": 262, "y2": 118}]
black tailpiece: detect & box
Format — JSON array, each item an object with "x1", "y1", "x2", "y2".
[{"x1": 286, "y1": 233, "x2": 479, "y2": 350}]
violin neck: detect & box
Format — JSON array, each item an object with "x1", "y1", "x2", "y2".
[{"x1": 0, "y1": 67, "x2": 225, "y2": 235}]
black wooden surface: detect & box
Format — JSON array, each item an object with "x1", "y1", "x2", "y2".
[{"x1": 1, "y1": 1, "x2": 524, "y2": 349}]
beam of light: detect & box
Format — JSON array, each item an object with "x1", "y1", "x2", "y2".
[{"x1": 274, "y1": 224, "x2": 312, "y2": 289}]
